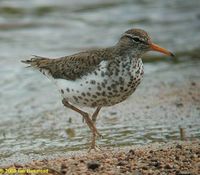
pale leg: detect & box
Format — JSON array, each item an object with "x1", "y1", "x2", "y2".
[
  {"x1": 62, "y1": 99, "x2": 101, "y2": 137},
  {"x1": 88, "y1": 106, "x2": 102, "y2": 152}
]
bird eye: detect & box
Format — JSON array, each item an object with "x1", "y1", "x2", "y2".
[{"x1": 132, "y1": 37, "x2": 140, "y2": 43}]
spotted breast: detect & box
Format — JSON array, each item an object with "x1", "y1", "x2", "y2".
[{"x1": 55, "y1": 56, "x2": 144, "y2": 107}]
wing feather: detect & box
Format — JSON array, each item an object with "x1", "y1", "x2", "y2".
[{"x1": 21, "y1": 49, "x2": 111, "y2": 80}]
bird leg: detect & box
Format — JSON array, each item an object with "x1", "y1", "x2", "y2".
[
  {"x1": 88, "y1": 106, "x2": 102, "y2": 152},
  {"x1": 92, "y1": 106, "x2": 102, "y2": 123},
  {"x1": 62, "y1": 99, "x2": 101, "y2": 137}
]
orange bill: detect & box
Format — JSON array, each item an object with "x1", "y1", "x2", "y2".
[{"x1": 150, "y1": 43, "x2": 175, "y2": 57}]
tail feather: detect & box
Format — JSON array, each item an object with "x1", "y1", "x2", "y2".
[
  {"x1": 21, "y1": 55, "x2": 50, "y2": 68},
  {"x1": 21, "y1": 55, "x2": 55, "y2": 77}
]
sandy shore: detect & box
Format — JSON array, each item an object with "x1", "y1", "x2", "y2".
[{"x1": 2, "y1": 140, "x2": 200, "y2": 175}]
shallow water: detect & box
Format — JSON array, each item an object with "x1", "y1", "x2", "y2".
[{"x1": 0, "y1": 0, "x2": 200, "y2": 165}]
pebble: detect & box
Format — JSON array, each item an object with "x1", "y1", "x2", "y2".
[
  {"x1": 60, "y1": 163, "x2": 68, "y2": 175},
  {"x1": 117, "y1": 160, "x2": 127, "y2": 166},
  {"x1": 128, "y1": 149, "x2": 135, "y2": 155},
  {"x1": 87, "y1": 161, "x2": 100, "y2": 170},
  {"x1": 164, "y1": 164, "x2": 173, "y2": 169},
  {"x1": 176, "y1": 144, "x2": 183, "y2": 149},
  {"x1": 149, "y1": 161, "x2": 161, "y2": 168},
  {"x1": 176, "y1": 171, "x2": 192, "y2": 175}
]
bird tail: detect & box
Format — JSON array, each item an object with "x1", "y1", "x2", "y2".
[
  {"x1": 21, "y1": 55, "x2": 51, "y2": 69},
  {"x1": 21, "y1": 55, "x2": 56, "y2": 78}
]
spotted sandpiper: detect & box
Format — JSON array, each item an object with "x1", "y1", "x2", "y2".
[{"x1": 22, "y1": 28, "x2": 174, "y2": 151}]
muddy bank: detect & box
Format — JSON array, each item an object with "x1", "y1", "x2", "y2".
[{"x1": 2, "y1": 140, "x2": 200, "y2": 175}]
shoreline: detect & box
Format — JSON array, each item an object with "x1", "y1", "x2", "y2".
[{"x1": 2, "y1": 140, "x2": 199, "y2": 175}]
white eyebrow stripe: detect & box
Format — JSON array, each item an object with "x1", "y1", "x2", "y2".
[{"x1": 122, "y1": 33, "x2": 135, "y2": 38}]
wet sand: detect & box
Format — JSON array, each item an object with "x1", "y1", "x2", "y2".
[{"x1": 2, "y1": 141, "x2": 200, "y2": 175}]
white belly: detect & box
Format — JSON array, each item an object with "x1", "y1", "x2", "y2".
[{"x1": 54, "y1": 61, "x2": 109, "y2": 107}]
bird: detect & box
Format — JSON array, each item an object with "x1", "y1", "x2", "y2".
[{"x1": 22, "y1": 28, "x2": 174, "y2": 151}]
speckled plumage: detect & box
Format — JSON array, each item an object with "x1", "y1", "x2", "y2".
[{"x1": 22, "y1": 28, "x2": 173, "y2": 151}]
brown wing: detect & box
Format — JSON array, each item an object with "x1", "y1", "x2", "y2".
[{"x1": 22, "y1": 49, "x2": 111, "y2": 80}]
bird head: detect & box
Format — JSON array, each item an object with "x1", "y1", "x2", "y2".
[{"x1": 119, "y1": 28, "x2": 174, "y2": 57}]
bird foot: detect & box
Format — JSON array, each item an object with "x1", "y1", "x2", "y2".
[{"x1": 88, "y1": 144, "x2": 102, "y2": 153}]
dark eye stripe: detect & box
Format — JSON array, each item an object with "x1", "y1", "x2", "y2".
[
  {"x1": 124, "y1": 34, "x2": 147, "y2": 44},
  {"x1": 132, "y1": 37, "x2": 147, "y2": 45},
  {"x1": 132, "y1": 37, "x2": 140, "y2": 42}
]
